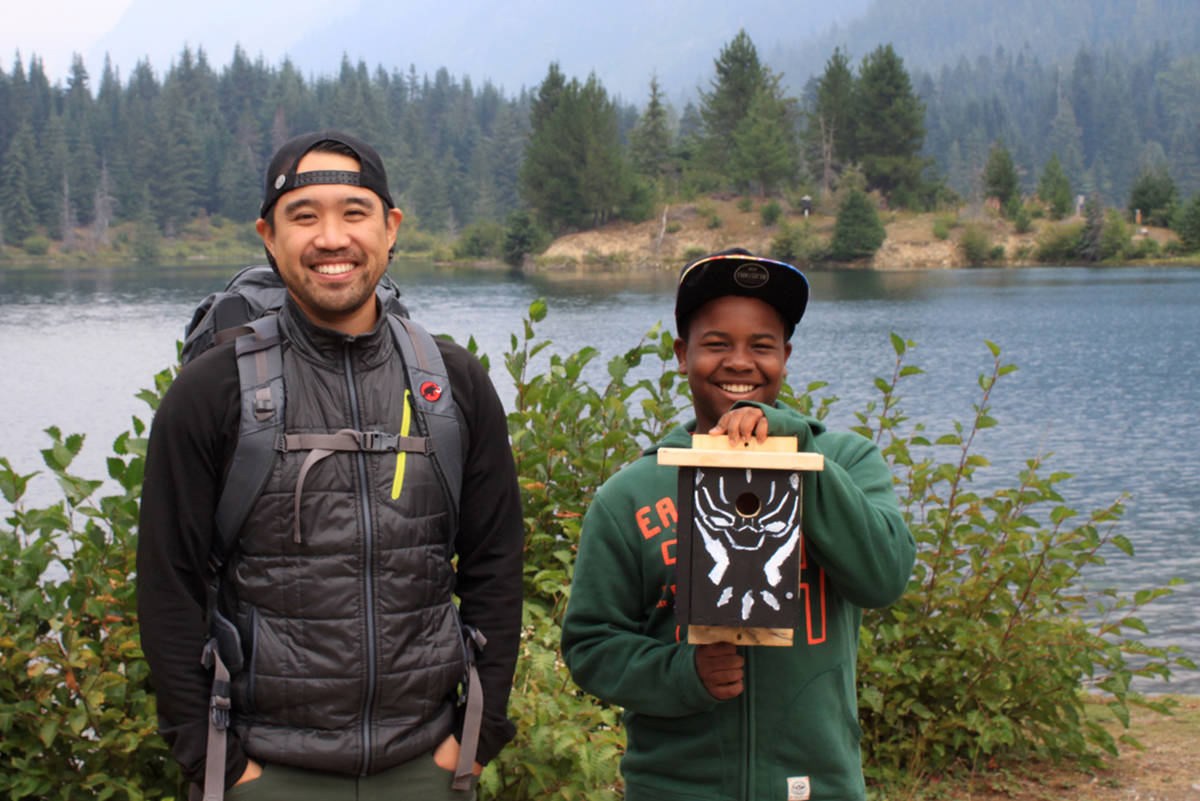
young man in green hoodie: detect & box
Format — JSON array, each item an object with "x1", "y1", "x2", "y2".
[{"x1": 561, "y1": 248, "x2": 916, "y2": 801}]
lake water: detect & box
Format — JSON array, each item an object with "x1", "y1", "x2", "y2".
[{"x1": 1, "y1": 261, "x2": 1198, "y2": 693}]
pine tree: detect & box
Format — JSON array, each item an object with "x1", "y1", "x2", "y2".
[
  {"x1": 0, "y1": 120, "x2": 37, "y2": 243},
  {"x1": 1128, "y1": 161, "x2": 1178, "y2": 227},
  {"x1": 519, "y1": 65, "x2": 634, "y2": 233},
  {"x1": 729, "y1": 78, "x2": 797, "y2": 196},
  {"x1": 854, "y1": 44, "x2": 927, "y2": 204},
  {"x1": 1174, "y1": 193, "x2": 1200, "y2": 252},
  {"x1": 699, "y1": 30, "x2": 767, "y2": 180},
  {"x1": 1038, "y1": 154, "x2": 1073, "y2": 220},
  {"x1": 630, "y1": 74, "x2": 672, "y2": 182},
  {"x1": 830, "y1": 187, "x2": 885, "y2": 260},
  {"x1": 982, "y1": 140, "x2": 1019, "y2": 207},
  {"x1": 1080, "y1": 194, "x2": 1105, "y2": 261},
  {"x1": 814, "y1": 47, "x2": 855, "y2": 170}
]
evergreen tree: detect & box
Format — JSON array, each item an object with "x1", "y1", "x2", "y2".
[
  {"x1": 1038, "y1": 154, "x2": 1073, "y2": 220},
  {"x1": 854, "y1": 44, "x2": 927, "y2": 204},
  {"x1": 519, "y1": 65, "x2": 634, "y2": 232},
  {"x1": 699, "y1": 30, "x2": 767, "y2": 179},
  {"x1": 830, "y1": 187, "x2": 885, "y2": 260},
  {"x1": 982, "y1": 140, "x2": 1019, "y2": 207},
  {"x1": 64, "y1": 55, "x2": 99, "y2": 225},
  {"x1": 1045, "y1": 93, "x2": 1086, "y2": 192},
  {"x1": 630, "y1": 74, "x2": 672, "y2": 182},
  {"x1": 1080, "y1": 194, "x2": 1105, "y2": 261},
  {"x1": 729, "y1": 77, "x2": 797, "y2": 196},
  {"x1": 0, "y1": 120, "x2": 37, "y2": 243},
  {"x1": 813, "y1": 47, "x2": 855, "y2": 171},
  {"x1": 1128, "y1": 161, "x2": 1178, "y2": 227},
  {"x1": 1174, "y1": 193, "x2": 1200, "y2": 251}
]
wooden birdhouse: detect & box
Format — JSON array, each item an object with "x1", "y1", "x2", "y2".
[{"x1": 658, "y1": 435, "x2": 824, "y2": 646}]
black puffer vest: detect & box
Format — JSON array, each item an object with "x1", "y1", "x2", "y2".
[{"x1": 228, "y1": 300, "x2": 464, "y2": 775}]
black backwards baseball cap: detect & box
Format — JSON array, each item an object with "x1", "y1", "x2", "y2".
[
  {"x1": 259, "y1": 130, "x2": 395, "y2": 219},
  {"x1": 674, "y1": 247, "x2": 809, "y2": 341}
]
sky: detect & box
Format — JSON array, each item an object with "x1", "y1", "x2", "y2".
[
  {"x1": 0, "y1": 0, "x2": 871, "y2": 101},
  {"x1": 0, "y1": 0, "x2": 135, "y2": 81}
]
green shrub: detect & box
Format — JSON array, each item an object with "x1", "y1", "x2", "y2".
[
  {"x1": 1, "y1": 373, "x2": 187, "y2": 799},
  {"x1": 855, "y1": 337, "x2": 1191, "y2": 789},
  {"x1": 1013, "y1": 204, "x2": 1033, "y2": 234},
  {"x1": 21, "y1": 234, "x2": 51, "y2": 256},
  {"x1": 988, "y1": 244, "x2": 1005, "y2": 261},
  {"x1": 706, "y1": 213, "x2": 722, "y2": 230},
  {"x1": 931, "y1": 217, "x2": 952, "y2": 241},
  {"x1": 1099, "y1": 209, "x2": 1132, "y2": 261},
  {"x1": 830, "y1": 188, "x2": 885, "y2": 260},
  {"x1": 131, "y1": 221, "x2": 161, "y2": 265},
  {"x1": 503, "y1": 210, "x2": 550, "y2": 267},
  {"x1": 2, "y1": 308, "x2": 1191, "y2": 800},
  {"x1": 770, "y1": 221, "x2": 817, "y2": 263},
  {"x1": 1035, "y1": 221, "x2": 1085, "y2": 263},
  {"x1": 1173, "y1": 194, "x2": 1200, "y2": 252},
  {"x1": 959, "y1": 224, "x2": 991, "y2": 266},
  {"x1": 682, "y1": 246, "x2": 707, "y2": 261},
  {"x1": 737, "y1": 196, "x2": 753, "y2": 213},
  {"x1": 453, "y1": 220, "x2": 505, "y2": 260},
  {"x1": 393, "y1": 226, "x2": 439, "y2": 254},
  {"x1": 759, "y1": 200, "x2": 782, "y2": 227},
  {"x1": 1129, "y1": 236, "x2": 1160, "y2": 259}
]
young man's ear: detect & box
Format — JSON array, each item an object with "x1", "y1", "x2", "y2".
[{"x1": 673, "y1": 337, "x2": 688, "y2": 375}]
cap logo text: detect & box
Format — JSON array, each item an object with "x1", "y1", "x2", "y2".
[{"x1": 733, "y1": 263, "x2": 770, "y2": 289}]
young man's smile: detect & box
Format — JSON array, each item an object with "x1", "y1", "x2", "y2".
[{"x1": 674, "y1": 294, "x2": 792, "y2": 433}]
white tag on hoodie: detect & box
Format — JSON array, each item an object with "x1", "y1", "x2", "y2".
[{"x1": 787, "y1": 776, "x2": 811, "y2": 800}]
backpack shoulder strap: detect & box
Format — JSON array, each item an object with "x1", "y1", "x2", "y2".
[
  {"x1": 209, "y1": 314, "x2": 285, "y2": 573},
  {"x1": 387, "y1": 315, "x2": 464, "y2": 526}
]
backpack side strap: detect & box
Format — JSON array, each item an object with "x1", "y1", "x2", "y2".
[
  {"x1": 387, "y1": 316, "x2": 464, "y2": 527},
  {"x1": 210, "y1": 315, "x2": 285, "y2": 572}
]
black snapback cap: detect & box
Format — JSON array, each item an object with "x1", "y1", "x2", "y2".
[
  {"x1": 260, "y1": 130, "x2": 395, "y2": 219},
  {"x1": 675, "y1": 247, "x2": 809, "y2": 339}
]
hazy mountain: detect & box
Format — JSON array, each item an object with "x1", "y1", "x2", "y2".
[
  {"x1": 86, "y1": 0, "x2": 873, "y2": 101},
  {"x1": 772, "y1": 0, "x2": 1200, "y2": 93}
]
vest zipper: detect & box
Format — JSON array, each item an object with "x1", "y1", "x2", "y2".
[{"x1": 344, "y1": 343, "x2": 378, "y2": 775}]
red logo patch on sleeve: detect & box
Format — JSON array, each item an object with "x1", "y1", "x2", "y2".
[{"x1": 420, "y1": 381, "x2": 442, "y2": 402}]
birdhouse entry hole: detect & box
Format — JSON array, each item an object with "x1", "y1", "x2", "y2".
[{"x1": 735, "y1": 491, "x2": 761, "y2": 518}]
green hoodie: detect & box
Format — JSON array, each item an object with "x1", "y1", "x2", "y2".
[{"x1": 562, "y1": 402, "x2": 915, "y2": 801}]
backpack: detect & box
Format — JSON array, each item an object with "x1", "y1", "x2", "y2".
[{"x1": 181, "y1": 265, "x2": 480, "y2": 799}]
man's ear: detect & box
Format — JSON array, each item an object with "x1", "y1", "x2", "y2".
[
  {"x1": 255, "y1": 218, "x2": 275, "y2": 259},
  {"x1": 673, "y1": 337, "x2": 688, "y2": 375},
  {"x1": 386, "y1": 207, "x2": 403, "y2": 245}
]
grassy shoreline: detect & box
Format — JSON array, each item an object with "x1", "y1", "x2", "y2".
[{"x1": 2, "y1": 202, "x2": 1197, "y2": 273}]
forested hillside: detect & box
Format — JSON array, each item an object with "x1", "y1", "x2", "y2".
[
  {"x1": 0, "y1": 49, "x2": 533, "y2": 247},
  {"x1": 914, "y1": 43, "x2": 1200, "y2": 203},
  {"x1": 772, "y1": 0, "x2": 1200, "y2": 82},
  {"x1": 1, "y1": 9, "x2": 1198, "y2": 256}
]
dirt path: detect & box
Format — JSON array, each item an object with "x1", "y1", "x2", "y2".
[{"x1": 923, "y1": 696, "x2": 1200, "y2": 801}]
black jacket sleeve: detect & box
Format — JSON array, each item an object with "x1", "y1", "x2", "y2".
[
  {"x1": 136, "y1": 343, "x2": 250, "y2": 789},
  {"x1": 435, "y1": 339, "x2": 524, "y2": 763}
]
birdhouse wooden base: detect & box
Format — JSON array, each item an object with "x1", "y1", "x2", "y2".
[{"x1": 658, "y1": 435, "x2": 824, "y2": 646}]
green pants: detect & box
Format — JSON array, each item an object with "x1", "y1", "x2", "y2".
[{"x1": 223, "y1": 754, "x2": 476, "y2": 801}]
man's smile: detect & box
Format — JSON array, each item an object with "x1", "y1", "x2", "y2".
[{"x1": 311, "y1": 261, "x2": 356, "y2": 276}]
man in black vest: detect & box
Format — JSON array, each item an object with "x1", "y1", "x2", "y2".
[{"x1": 137, "y1": 131, "x2": 524, "y2": 799}]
